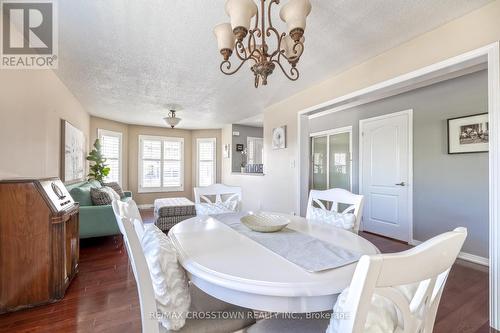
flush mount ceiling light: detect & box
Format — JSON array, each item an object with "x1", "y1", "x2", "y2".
[
  {"x1": 214, "y1": 0, "x2": 311, "y2": 88},
  {"x1": 163, "y1": 104, "x2": 182, "y2": 128}
]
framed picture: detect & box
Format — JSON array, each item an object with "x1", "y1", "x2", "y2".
[
  {"x1": 236, "y1": 144, "x2": 244, "y2": 152},
  {"x1": 272, "y1": 125, "x2": 286, "y2": 150},
  {"x1": 61, "y1": 120, "x2": 86, "y2": 183},
  {"x1": 447, "y1": 113, "x2": 489, "y2": 154},
  {"x1": 223, "y1": 144, "x2": 231, "y2": 158}
]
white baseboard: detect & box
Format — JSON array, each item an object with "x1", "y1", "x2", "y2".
[
  {"x1": 137, "y1": 204, "x2": 153, "y2": 209},
  {"x1": 409, "y1": 239, "x2": 489, "y2": 267}
]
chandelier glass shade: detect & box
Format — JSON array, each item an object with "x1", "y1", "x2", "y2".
[
  {"x1": 214, "y1": 0, "x2": 311, "y2": 88},
  {"x1": 163, "y1": 110, "x2": 181, "y2": 128}
]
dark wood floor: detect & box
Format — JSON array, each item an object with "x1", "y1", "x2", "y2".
[{"x1": 0, "y1": 210, "x2": 495, "y2": 333}]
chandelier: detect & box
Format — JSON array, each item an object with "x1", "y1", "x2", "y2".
[
  {"x1": 163, "y1": 104, "x2": 182, "y2": 128},
  {"x1": 213, "y1": 0, "x2": 311, "y2": 88}
]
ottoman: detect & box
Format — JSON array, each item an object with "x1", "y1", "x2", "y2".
[{"x1": 154, "y1": 197, "x2": 196, "y2": 232}]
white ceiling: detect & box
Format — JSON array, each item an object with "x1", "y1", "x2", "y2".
[{"x1": 55, "y1": 0, "x2": 492, "y2": 129}]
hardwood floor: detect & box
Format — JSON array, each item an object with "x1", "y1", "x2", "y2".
[{"x1": 0, "y1": 210, "x2": 495, "y2": 333}]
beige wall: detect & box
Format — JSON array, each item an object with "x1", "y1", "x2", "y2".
[
  {"x1": 90, "y1": 116, "x2": 222, "y2": 205},
  {"x1": 0, "y1": 70, "x2": 89, "y2": 180},
  {"x1": 223, "y1": 0, "x2": 500, "y2": 215}
]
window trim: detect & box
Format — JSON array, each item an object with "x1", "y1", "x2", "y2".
[
  {"x1": 196, "y1": 138, "x2": 217, "y2": 187},
  {"x1": 138, "y1": 135, "x2": 185, "y2": 193},
  {"x1": 97, "y1": 128, "x2": 123, "y2": 186}
]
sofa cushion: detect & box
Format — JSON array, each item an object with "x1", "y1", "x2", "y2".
[
  {"x1": 90, "y1": 187, "x2": 113, "y2": 206},
  {"x1": 104, "y1": 182, "x2": 126, "y2": 199},
  {"x1": 69, "y1": 184, "x2": 94, "y2": 206}
]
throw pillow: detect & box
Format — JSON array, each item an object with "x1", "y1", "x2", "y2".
[
  {"x1": 102, "y1": 186, "x2": 121, "y2": 201},
  {"x1": 195, "y1": 202, "x2": 234, "y2": 215},
  {"x1": 309, "y1": 207, "x2": 356, "y2": 231},
  {"x1": 104, "y1": 182, "x2": 126, "y2": 198},
  {"x1": 90, "y1": 187, "x2": 112, "y2": 206},
  {"x1": 141, "y1": 224, "x2": 191, "y2": 330}
]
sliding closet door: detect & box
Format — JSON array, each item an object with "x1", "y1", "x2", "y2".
[
  {"x1": 310, "y1": 128, "x2": 352, "y2": 191},
  {"x1": 311, "y1": 136, "x2": 328, "y2": 190},
  {"x1": 329, "y1": 132, "x2": 351, "y2": 190}
]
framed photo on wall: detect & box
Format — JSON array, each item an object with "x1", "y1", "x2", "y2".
[
  {"x1": 61, "y1": 120, "x2": 86, "y2": 183},
  {"x1": 272, "y1": 125, "x2": 286, "y2": 150},
  {"x1": 447, "y1": 113, "x2": 489, "y2": 154}
]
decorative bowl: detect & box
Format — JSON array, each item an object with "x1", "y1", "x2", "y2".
[{"x1": 240, "y1": 212, "x2": 290, "y2": 233}]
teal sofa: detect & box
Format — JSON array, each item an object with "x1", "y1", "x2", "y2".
[{"x1": 65, "y1": 180, "x2": 133, "y2": 239}]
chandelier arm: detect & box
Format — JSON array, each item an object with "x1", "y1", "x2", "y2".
[
  {"x1": 260, "y1": 0, "x2": 265, "y2": 51},
  {"x1": 220, "y1": 58, "x2": 255, "y2": 76},
  {"x1": 268, "y1": 30, "x2": 286, "y2": 60},
  {"x1": 267, "y1": 0, "x2": 280, "y2": 30},
  {"x1": 234, "y1": 40, "x2": 249, "y2": 61},
  {"x1": 247, "y1": 30, "x2": 261, "y2": 61},
  {"x1": 272, "y1": 59, "x2": 300, "y2": 81}
]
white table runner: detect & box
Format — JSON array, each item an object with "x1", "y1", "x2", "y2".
[{"x1": 214, "y1": 213, "x2": 362, "y2": 273}]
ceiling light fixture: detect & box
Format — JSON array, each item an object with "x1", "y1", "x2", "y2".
[
  {"x1": 163, "y1": 104, "x2": 182, "y2": 128},
  {"x1": 214, "y1": 0, "x2": 311, "y2": 88}
]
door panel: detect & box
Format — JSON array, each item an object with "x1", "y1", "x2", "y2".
[
  {"x1": 361, "y1": 111, "x2": 411, "y2": 242},
  {"x1": 311, "y1": 136, "x2": 328, "y2": 190},
  {"x1": 329, "y1": 132, "x2": 351, "y2": 190}
]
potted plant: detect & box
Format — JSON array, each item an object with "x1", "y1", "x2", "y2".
[
  {"x1": 240, "y1": 149, "x2": 247, "y2": 173},
  {"x1": 86, "y1": 139, "x2": 110, "y2": 183}
]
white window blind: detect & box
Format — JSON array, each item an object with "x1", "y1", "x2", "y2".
[
  {"x1": 197, "y1": 138, "x2": 216, "y2": 187},
  {"x1": 98, "y1": 129, "x2": 122, "y2": 185},
  {"x1": 139, "y1": 135, "x2": 184, "y2": 192}
]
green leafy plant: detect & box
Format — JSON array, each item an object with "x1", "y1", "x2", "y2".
[{"x1": 86, "y1": 139, "x2": 110, "y2": 183}]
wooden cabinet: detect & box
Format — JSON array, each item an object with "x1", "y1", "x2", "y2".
[{"x1": 0, "y1": 178, "x2": 79, "y2": 313}]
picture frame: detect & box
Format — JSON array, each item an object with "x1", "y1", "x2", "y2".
[
  {"x1": 447, "y1": 113, "x2": 489, "y2": 154},
  {"x1": 61, "y1": 120, "x2": 86, "y2": 183},
  {"x1": 236, "y1": 144, "x2": 244, "y2": 152},
  {"x1": 272, "y1": 125, "x2": 287, "y2": 150}
]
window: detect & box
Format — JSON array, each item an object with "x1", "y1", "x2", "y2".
[
  {"x1": 246, "y1": 136, "x2": 263, "y2": 165},
  {"x1": 197, "y1": 138, "x2": 216, "y2": 187},
  {"x1": 139, "y1": 135, "x2": 184, "y2": 192},
  {"x1": 98, "y1": 129, "x2": 122, "y2": 185}
]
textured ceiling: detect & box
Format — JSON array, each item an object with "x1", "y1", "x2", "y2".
[{"x1": 55, "y1": 0, "x2": 492, "y2": 129}]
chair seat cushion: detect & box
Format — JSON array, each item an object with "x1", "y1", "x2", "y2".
[
  {"x1": 327, "y1": 284, "x2": 418, "y2": 333},
  {"x1": 245, "y1": 313, "x2": 330, "y2": 333},
  {"x1": 170, "y1": 285, "x2": 255, "y2": 333},
  {"x1": 309, "y1": 207, "x2": 356, "y2": 231}
]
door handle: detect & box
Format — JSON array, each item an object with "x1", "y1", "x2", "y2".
[{"x1": 395, "y1": 182, "x2": 406, "y2": 186}]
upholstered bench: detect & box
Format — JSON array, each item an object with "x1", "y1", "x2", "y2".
[{"x1": 154, "y1": 197, "x2": 196, "y2": 232}]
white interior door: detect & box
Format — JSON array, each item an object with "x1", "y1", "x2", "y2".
[{"x1": 360, "y1": 110, "x2": 412, "y2": 242}]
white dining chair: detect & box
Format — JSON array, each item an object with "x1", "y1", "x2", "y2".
[
  {"x1": 245, "y1": 227, "x2": 467, "y2": 333},
  {"x1": 111, "y1": 200, "x2": 255, "y2": 333},
  {"x1": 194, "y1": 183, "x2": 242, "y2": 214},
  {"x1": 306, "y1": 188, "x2": 364, "y2": 233}
]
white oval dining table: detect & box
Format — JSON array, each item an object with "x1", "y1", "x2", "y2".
[{"x1": 168, "y1": 213, "x2": 380, "y2": 313}]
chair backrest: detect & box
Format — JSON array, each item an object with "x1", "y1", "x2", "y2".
[
  {"x1": 335, "y1": 227, "x2": 467, "y2": 333},
  {"x1": 306, "y1": 188, "x2": 364, "y2": 233},
  {"x1": 194, "y1": 183, "x2": 242, "y2": 206},
  {"x1": 111, "y1": 200, "x2": 160, "y2": 333}
]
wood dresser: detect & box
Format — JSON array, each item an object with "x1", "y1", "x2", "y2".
[{"x1": 0, "y1": 178, "x2": 79, "y2": 314}]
